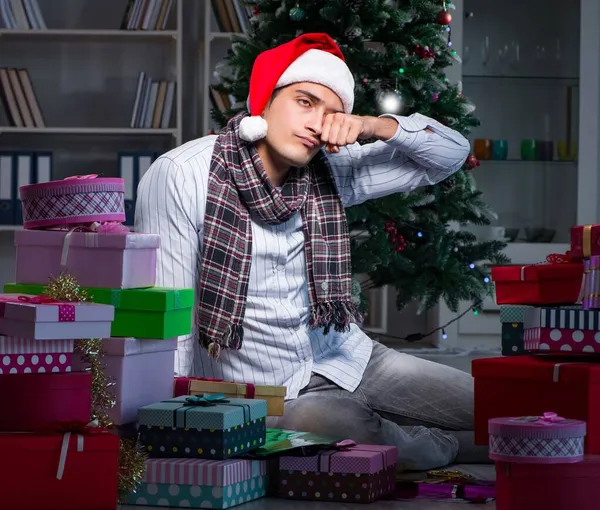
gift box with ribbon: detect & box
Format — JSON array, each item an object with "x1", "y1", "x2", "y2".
[
  {"x1": 72, "y1": 337, "x2": 176, "y2": 426},
  {"x1": 0, "y1": 372, "x2": 91, "y2": 431},
  {"x1": 126, "y1": 458, "x2": 268, "y2": 509},
  {"x1": 495, "y1": 456, "x2": 600, "y2": 510},
  {"x1": 138, "y1": 394, "x2": 267, "y2": 460},
  {"x1": 570, "y1": 224, "x2": 600, "y2": 261},
  {"x1": 472, "y1": 355, "x2": 600, "y2": 453},
  {"x1": 14, "y1": 229, "x2": 160, "y2": 289},
  {"x1": 502, "y1": 323, "x2": 529, "y2": 356},
  {"x1": 0, "y1": 294, "x2": 114, "y2": 340},
  {"x1": 0, "y1": 336, "x2": 74, "y2": 374},
  {"x1": 491, "y1": 254, "x2": 584, "y2": 305},
  {"x1": 0, "y1": 420, "x2": 119, "y2": 510},
  {"x1": 489, "y1": 412, "x2": 586, "y2": 464},
  {"x1": 276, "y1": 439, "x2": 397, "y2": 503},
  {"x1": 19, "y1": 174, "x2": 126, "y2": 230},
  {"x1": 174, "y1": 377, "x2": 287, "y2": 416},
  {"x1": 581, "y1": 255, "x2": 600, "y2": 310},
  {"x1": 4, "y1": 283, "x2": 193, "y2": 339}
]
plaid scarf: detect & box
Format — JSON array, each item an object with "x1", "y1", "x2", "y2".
[{"x1": 198, "y1": 112, "x2": 363, "y2": 359}]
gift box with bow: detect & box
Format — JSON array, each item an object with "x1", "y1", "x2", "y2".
[
  {"x1": 0, "y1": 294, "x2": 113, "y2": 340},
  {"x1": 14, "y1": 229, "x2": 160, "y2": 290},
  {"x1": 174, "y1": 376, "x2": 287, "y2": 416},
  {"x1": 491, "y1": 254, "x2": 584, "y2": 305},
  {"x1": 4, "y1": 283, "x2": 193, "y2": 339},
  {"x1": 126, "y1": 458, "x2": 268, "y2": 509},
  {"x1": 0, "y1": 420, "x2": 119, "y2": 510},
  {"x1": 276, "y1": 439, "x2": 397, "y2": 503},
  {"x1": 0, "y1": 336, "x2": 74, "y2": 374},
  {"x1": 473, "y1": 355, "x2": 600, "y2": 453},
  {"x1": 138, "y1": 394, "x2": 267, "y2": 460}
]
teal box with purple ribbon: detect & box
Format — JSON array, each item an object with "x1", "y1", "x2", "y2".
[{"x1": 138, "y1": 394, "x2": 267, "y2": 460}]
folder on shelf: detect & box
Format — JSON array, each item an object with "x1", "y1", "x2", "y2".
[
  {"x1": 0, "y1": 152, "x2": 15, "y2": 225},
  {"x1": 14, "y1": 152, "x2": 33, "y2": 226},
  {"x1": 118, "y1": 151, "x2": 157, "y2": 226},
  {"x1": 34, "y1": 152, "x2": 53, "y2": 184}
]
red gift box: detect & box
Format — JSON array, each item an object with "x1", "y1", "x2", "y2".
[
  {"x1": 473, "y1": 355, "x2": 600, "y2": 453},
  {"x1": 570, "y1": 225, "x2": 600, "y2": 261},
  {"x1": 496, "y1": 457, "x2": 600, "y2": 510},
  {"x1": 491, "y1": 260, "x2": 583, "y2": 305},
  {"x1": 0, "y1": 428, "x2": 119, "y2": 510},
  {"x1": 0, "y1": 372, "x2": 91, "y2": 430}
]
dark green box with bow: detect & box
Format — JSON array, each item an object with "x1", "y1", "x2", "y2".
[
  {"x1": 138, "y1": 394, "x2": 267, "y2": 460},
  {"x1": 3, "y1": 283, "x2": 194, "y2": 339}
]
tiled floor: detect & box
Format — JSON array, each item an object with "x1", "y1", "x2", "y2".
[{"x1": 119, "y1": 464, "x2": 496, "y2": 509}]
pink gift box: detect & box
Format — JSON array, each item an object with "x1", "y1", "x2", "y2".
[
  {"x1": 72, "y1": 337, "x2": 176, "y2": 425},
  {"x1": 15, "y1": 229, "x2": 160, "y2": 289},
  {"x1": 0, "y1": 294, "x2": 114, "y2": 340},
  {"x1": 0, "y1": 336, "x2": 74, "y2": 374},
  {"x1": 489, "y1": 412, "x2": 586, "y2": 464},
  {"x1": 524, "y1": 327, "x2": 600, "y2": 353},
  {"x1": 496, "y1": 456, "x2": 600, "y2": 510}
]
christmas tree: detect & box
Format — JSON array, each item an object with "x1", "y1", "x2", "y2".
[{"x1": 211, "y1": 0, "x2": 510, "y2": 317}]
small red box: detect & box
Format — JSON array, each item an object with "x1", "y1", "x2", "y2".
[
  {"x1": 473, "y1": 355, "x2": 600, "y2": 453},
  {"x1": 491, "y1": 263, "x2": 583, "y2": 305},
  {"x1": 0, "y1": 372, "x2": 91, "y2": 430},
  {"x1": 495, "y1": 457, "x2": 600, "y2": 510},
  {"x1": 570, "y1": 224, "x2": 600, "y2": 260},
  {"x1": 0, "y1": 431, "x2": 119, "y2": 510}
]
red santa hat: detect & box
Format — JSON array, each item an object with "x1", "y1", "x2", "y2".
[{"x1": 239, "y1": 33, "x2": 355, "y2": 142}]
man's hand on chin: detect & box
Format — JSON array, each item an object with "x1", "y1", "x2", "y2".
[{"x1": 320, "y1": 113, "x2": 432, "y2": 153}]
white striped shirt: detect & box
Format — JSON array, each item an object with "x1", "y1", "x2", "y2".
[{"x1": 134, "y1": 113, "x2": 470, "y2": 399}]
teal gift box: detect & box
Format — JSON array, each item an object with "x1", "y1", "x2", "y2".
[
  {"x1": 138, "y1": 394, "x2": 267, "y2": 460},
  {"x1": 500, "y1": 305, "x2": 533, "y2": 324},
  {"x1": 127, "y1": 457, "x2": 268, "y2": 509}
]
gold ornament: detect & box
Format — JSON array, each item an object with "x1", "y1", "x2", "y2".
[
  {"x1": 44, "y1": 272, "x2": 146, "y2": 500},
  {"x1": 118, "y1": 438, "x2": 148, "y2": 502}
]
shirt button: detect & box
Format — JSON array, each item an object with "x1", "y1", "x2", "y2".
[{"x1": 321, "y1": 281, "x2": 328, "y2": 291}]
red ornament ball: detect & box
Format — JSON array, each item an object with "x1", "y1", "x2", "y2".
[
  {"x1": 466, "y1": 153, "x2": 481, "y2": 170},
  {"x1": 436, "y1": 10, "x2": 452, "y2": 25}
]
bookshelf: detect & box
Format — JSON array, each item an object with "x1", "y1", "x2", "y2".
[{"x1": 200, "y1": 0, "x2": 251, "y2": 135}]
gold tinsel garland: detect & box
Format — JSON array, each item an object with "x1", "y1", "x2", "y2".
[{"x1": 44, "y1": 273, "x2": 147, "y2": 501}]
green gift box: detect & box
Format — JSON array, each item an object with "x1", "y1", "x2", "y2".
[
  {"x1": 138, "y1": 394, "x2": 267, "y2": 460},
  {"x1": 3, "y1": 283, "x2": 194, "y2": 339}
]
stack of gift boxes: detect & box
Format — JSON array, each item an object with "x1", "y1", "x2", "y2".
[
  {"x1": 477, "y1": 223, "x2": 600, "y2": 509},
  {"x1": 0, "y1": 173, "x2": 401, "y2": 509}
]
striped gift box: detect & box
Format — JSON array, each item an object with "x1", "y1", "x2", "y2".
[
  {"x1": 0, "y1": 337, "x2": 74, "y2": 374},
  {"x1": 524, "y1": 307, "x2": 600, "y2": 331}
]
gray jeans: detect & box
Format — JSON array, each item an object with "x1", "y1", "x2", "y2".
[{"x1": 266, "y1": 340, "x2": 489, "y2": 471}]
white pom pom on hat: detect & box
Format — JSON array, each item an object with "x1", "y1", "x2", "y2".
[{"x1": 238, "y1": 33, "x2": 355, "y2": 142}]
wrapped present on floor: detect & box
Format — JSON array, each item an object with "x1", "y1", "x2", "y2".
[
  {"x1": 491, "y1": 255, "x2": 583, "y2": 305},
  {"x1": 127, "y1": 458, "x2": 268, "y2": 509},
  {"x1": 0, "y1": 294, "x2": 114, "y2": 340},
  {"x1": 500, "y1": 305, "x2": 533, "y2": 356},
  {"x1": 174, "y1": 377, "x2": 287, "y2": 416},
  {"x1": 523, "y1": 306, "x2": 600, "y2": 353},
  {"x1": 138, "y1": 394, "x2": 267, "y2": 460},
  {"x1": 489, "y1": 413, "x2": 586, "y2": 464},
  {"x1": 0, "y1": 336, "x2": 74, "y2": 374},
  {"x1": 495, "y1": 456, "x2": 600, "y2": 510},
  {"x1": 19, "y1": 175, "x2": 126, "y2": 230},
  {"x1": 472, "y1": 355, "x2": 600, "y2": 453},
  {"x1": 0, "y1": 422, "x2": 120, "y2": 510},
  {"x1": 4, "y1": 284, "x2": 193, "y2": 339},
  {"x1": 14, "y1": 229, "x2": 160, "y2": 289},
  {"x1": 0, "y1": 372, "x2": 91, "y2": 430},
  {"x1": 72, "y1": 337, "x2": 176, "y2": 425},
  {"x1": 570, "y1": 224, "x2": 600, "y2": 261},
  {"x1": 276, "y1": 440, "x2": 397, "y2": 503}
]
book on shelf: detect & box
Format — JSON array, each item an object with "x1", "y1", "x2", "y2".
[
  {"x1": 121, "y1": 0, "x2": 174, "y2": 31},
  {"x1": 211, "y1": 0, "x2": 252, "y2": 34},
  {"x1": 0, "y1": 67, "x2": 45, "y2": 128},
  {"x1": 0, "y1": 0, "x2": 47, "y2": 29},
  {"x1": 209, "y1": 85, "x2": 237, "y2": 114},
  {"x1": 130, "y1": 71, "x2": 175, "y2": 129}
]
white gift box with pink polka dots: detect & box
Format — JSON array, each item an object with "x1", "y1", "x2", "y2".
[
  {"x1": 0, "y1": 336, "x2": 74, "y2": 374},
  {"x1": 0, "y1": 294, "x2": 114, "y2": 340}
]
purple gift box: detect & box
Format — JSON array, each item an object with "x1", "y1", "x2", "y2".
[
  {"x1": 72, "y1": 337, "x2": 176, "y2": 425},
  {"x1": 277, "y1": 440, "x2": 397, "y2": 503},
  {"x1": 15, "y1": 229, "x2": 160, "y2": 289}
]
